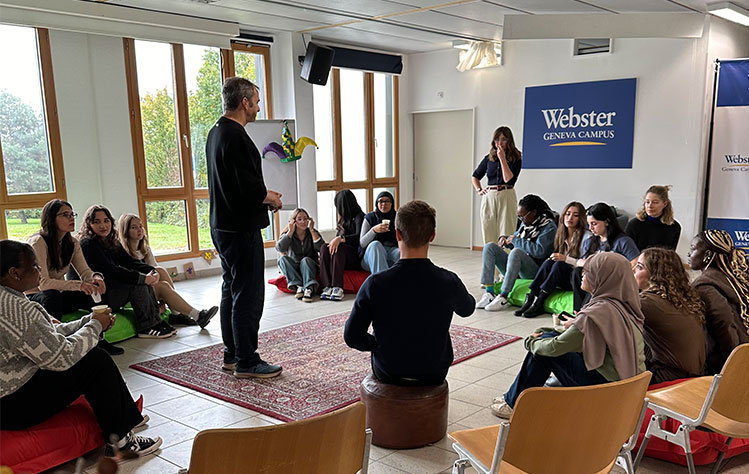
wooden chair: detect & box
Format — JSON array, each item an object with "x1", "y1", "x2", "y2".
[
  {"x1": 184, "y1": 401, "x2": 372, "y2": 474},
  {"x1": 634, "y1": 343, "x2": 749, "y2": 474},
  {"x1": 449, "y1": 372, "x2": 652, "y2": 474}
]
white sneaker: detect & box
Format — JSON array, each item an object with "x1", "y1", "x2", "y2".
[
  {"x1": 295, "y1": 286, "x2": 304, "y2": 299},
  {"x1": 329, "y1": 287, "x2": 344, "y2": 301},
  {"x1": 491, "y1": 401, "x2": 513, "y2": 419},
  {"x1": 476, "y1": 293, "x2": 495, "y2": 309},
  {"x1": 320, "y1": 287, "x2": 332, "y2": 300},
  {"x1": 491, "y1": 395, "x2": 505, "y2": 405},
  {"x1": 485, "y1": 294, "x2": 508, "y2": 311}
]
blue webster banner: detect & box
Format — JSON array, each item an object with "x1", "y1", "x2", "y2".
[
  {"x1": 522, "y1": 78, "x2": 637, "y2": 169},
  {"x1": 706, "y1": 218, "x2": 749, "y2": 250},
  {"x1": 706, "y1": 59, "x2": 749, "y2": 250}
]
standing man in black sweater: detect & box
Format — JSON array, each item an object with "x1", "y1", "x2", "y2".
[
  {"x1": 344, "y1": 200, "x2": 476, "y2": 385},
  {"x1": 206, "y1": 77, "x2": 283, "y2": 379}
]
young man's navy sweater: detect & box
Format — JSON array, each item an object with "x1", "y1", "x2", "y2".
[{"x1": 344, "y1": 258, "x2": 475, "y2": 382}]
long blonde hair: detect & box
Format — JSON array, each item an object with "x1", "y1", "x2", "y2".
[
  {"x1": 636, "y1": 185, "x2": 675, "y2": 225},
  {"x1": 117, "y1": 213, "x2": 151, "y2": 259}
]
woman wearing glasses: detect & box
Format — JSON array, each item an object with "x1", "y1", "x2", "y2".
[
  {"x1": 360, "y1": 191, "x2": 399, "y2": 275},
  {"x1": 27, "y1": 200, "x2": 121, "y2": 355}
]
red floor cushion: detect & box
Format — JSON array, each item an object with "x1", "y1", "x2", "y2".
[
  {"x1": 0, "y1": 395, "x2": 143, "y2": 473},
  {"x1": 268, "y1": 270, "x2": 370, "y2": 294},
  {"x1": 635, "y1": 379, "x2": 749, "y2": 466}
]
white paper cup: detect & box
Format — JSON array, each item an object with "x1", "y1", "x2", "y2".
[
  {"x1": 552, "y1": 314, "x2": 561, "y2": 327},
  {"x1": 92, "y1": 305, "x2": 109, "y2": 314},
  {"x1": 382, "y1": 219, "x2": 390, "y2": 227}
]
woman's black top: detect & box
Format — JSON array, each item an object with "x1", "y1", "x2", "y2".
[
  {"x1": 472, "y1": 154, "x2": 522, "y2": 186},
  {"x1": 79, "y1": 237, "x2": 147, "y2": 285}
]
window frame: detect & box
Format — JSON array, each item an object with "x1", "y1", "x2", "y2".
[
  {"x1": 316, "y1": 69, "x2": 399, "y2": 215},
  {"x1": 0, "y1": 28, "x2": 67, "y2": 240},
  {"x1": 123, "y1": 38, "x2": 278, "y2": 261}
]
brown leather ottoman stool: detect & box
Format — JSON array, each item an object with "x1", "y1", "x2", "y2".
[{"x1": 359, "y1": 374, "x2": 449, "y2": 449}]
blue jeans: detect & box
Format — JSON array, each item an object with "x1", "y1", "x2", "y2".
[
  {"x1": 211, "y1": 229, "x2": 265, "y2": 369},
  {"x1": 503, "y1": 350, "x2": 608, "y2": 408},
  {"x1": 480, "y1": 244, "x2": 540, "y2": 295},
  {"x1": 361, "y1": 241, "x2": 400, "y2": 275},
  {"x1": 278, "y1": 256, "x2": 319, "y2": 290}
]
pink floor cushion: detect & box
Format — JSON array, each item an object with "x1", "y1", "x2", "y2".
[
  {"x1": 268, "y1": 270, "x2": 370, "y2": 294},
  {"x1": 635, "y1": 379, "x2": 749, "y2": 466},
  {"x1": 0, "y1": 395, "x2": 143, "y2": 474}
]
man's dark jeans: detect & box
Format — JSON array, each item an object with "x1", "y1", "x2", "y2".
[{"x1": 211, "y1": 228, "x2": 265, "y2": 369}]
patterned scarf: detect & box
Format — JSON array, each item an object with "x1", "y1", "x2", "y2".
[{"x1": 517, "y1": 215, "x2": 553, "y2": 241}]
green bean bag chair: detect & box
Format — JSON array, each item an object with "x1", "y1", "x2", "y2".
[
  {"x1": 60, "y1": 304, "x2": 170, "y2": 343},
  {"x1": 495, "y1": 279, "x2": 574, "y2": 315}
]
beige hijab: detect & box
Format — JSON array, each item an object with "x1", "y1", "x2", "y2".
[{"x1": 572, "y1": 252, "x2": 645, "y2": 379}]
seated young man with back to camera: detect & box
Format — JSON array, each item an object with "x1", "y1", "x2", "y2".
[{"x1": 343, "y1": 200, "x2": 476, "y2": 386}]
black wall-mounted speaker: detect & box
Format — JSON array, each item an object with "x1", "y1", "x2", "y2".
[{"x1": 300, "y1": 42, "x2": 335, "y2": 86}]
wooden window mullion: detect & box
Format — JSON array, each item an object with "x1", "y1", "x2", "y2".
[
  {"x1": 220, "y1": 48, "x2": 235, "y2": 81},
  {"x1": 171, "y1": 44, "x2": 199, "y2": 253},
  {"x1": 332, "y1": 69, "x2": 343, "y2": 187}
]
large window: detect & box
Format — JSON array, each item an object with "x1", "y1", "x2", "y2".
[
  {"x1": 0, "y1": 26, "x2": 66, "y2": 240},
  {"x1": 314, "y1": 69, "x2": 399, "y2": 231},
  {"x1": 124, "y1": 39, "x2": 274, "y2": 259}
]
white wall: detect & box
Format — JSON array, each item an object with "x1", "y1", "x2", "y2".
[{"x1": 401, "y1": 23, "x2": 728, "y2": 255}]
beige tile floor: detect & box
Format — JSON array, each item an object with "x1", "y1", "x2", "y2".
[{"x1": 45, "y1": 247, "x2": 749, "y2": 473}]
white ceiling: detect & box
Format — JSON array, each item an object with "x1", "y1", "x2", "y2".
[{"x1": 87, "y1": 0, "x2": 749, "y2": 53}]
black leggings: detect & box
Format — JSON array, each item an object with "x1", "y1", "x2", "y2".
[
  {"x1": 0, "y1": 347, "x2": 143, "y2": 441},
  {"x1": 29, "y1": 290, "x2": 96, "y2": 319}
]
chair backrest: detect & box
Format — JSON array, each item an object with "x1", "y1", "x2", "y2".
[
  {"x1": 187, "y1": 402, "x2": 367, "y2": 474},
  {"x1": 712, "y1": 343, "x2": 749, "y2": 422},
  {"x1": 499, "y1": 371, "x2": 651, "y2": 474}
]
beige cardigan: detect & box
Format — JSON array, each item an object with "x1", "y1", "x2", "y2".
[{"x1": 28, "y1": 234, "x2": 99, "y2": 293}]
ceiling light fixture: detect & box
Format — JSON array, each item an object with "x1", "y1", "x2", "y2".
[
  {"x1": 453, "y1": 40, "x2": 502, "y2": 71},
  {"x1": 707, "y1": 2, "x2": 749, "y2": 26}
]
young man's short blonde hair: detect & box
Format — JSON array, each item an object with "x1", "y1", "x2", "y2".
[{"x1": 395, "y1": 200, "x2": 436, "y2": 248}]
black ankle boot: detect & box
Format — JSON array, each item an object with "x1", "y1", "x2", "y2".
[
  {"x1": 522, "y1": 291, "x2": 549, "y2": 318},
  {"x1": 514, "y1": 293, "x2": 536, "y2": 316}
]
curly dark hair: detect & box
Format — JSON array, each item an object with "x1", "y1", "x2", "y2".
[
  {"x1": 77, "y1": 205, "x2": 119, "y2": 249},
  {"x1": 641, "y1": 247, "x2": 705, "y2": 324},
  {"x1": 518, "y1": 194, "x2": 555, "y2": 220}
]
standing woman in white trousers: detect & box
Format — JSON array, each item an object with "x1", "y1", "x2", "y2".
[{"x1": 472, "y1": 126, "x2": 523, "y2": 244}]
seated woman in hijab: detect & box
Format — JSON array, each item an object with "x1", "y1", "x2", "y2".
[
  {"x1": 688, "y1": 229, "x2": 749, "y2": 374},
  {"x1": 490, "y1": 252, "x2": 646, "y2": 419},
  {"x1": 360, "y1": 191, "x2": 399, "y2": 275}
]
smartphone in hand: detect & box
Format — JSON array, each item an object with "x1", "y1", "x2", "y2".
[{"x1": 559, "y1": 311, "x2": 575, "y2": 320}]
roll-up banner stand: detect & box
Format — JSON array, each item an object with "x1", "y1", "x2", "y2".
[{"x1": 704, "y1": 59, "x2": 749, "y2": 250}]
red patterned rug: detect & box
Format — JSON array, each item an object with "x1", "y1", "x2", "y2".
[{"x1": 131, "y1": 312, "x2": 520, "y2": 421}]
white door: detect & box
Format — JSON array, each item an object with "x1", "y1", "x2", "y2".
[{"x1": 413, "y1": 109, "x2": 473, "y2": 248}]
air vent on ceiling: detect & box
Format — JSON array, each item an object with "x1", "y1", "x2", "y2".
[{"x1": 574, "y1": 38, "x2": 612, "y2": 56}]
